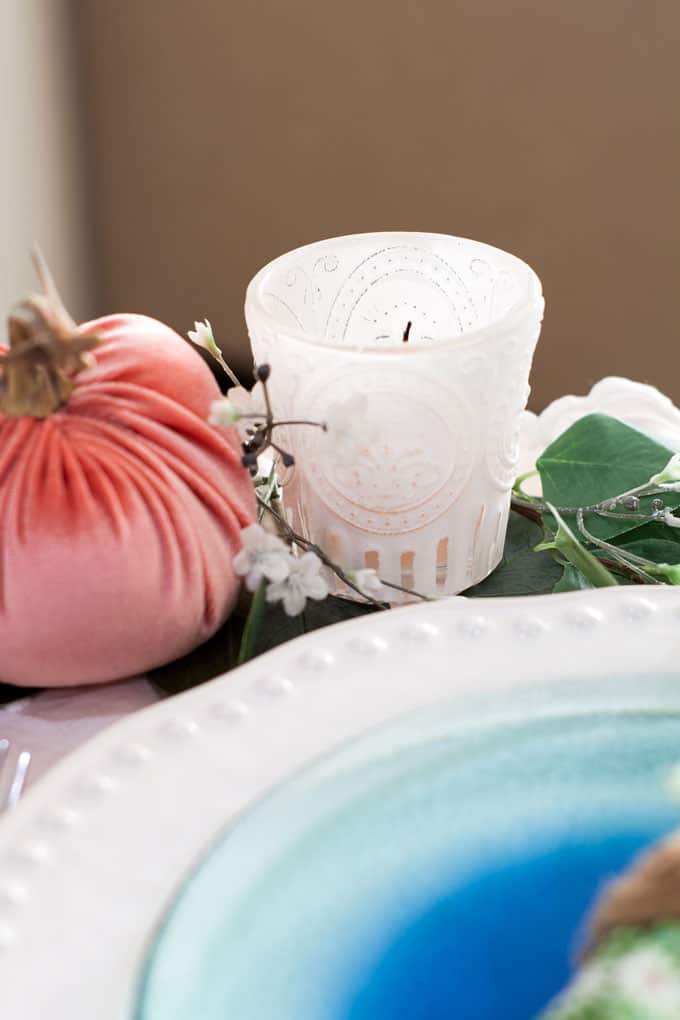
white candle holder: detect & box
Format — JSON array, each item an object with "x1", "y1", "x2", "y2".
[{"x1": 245, "y1": 232, "x2": 543, "y2": 599}]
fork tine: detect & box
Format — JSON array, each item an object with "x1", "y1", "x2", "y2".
[
  {"x1": 0, "y1": 739, "x2": 11, "y2": 811},
  {"x1": 0, "y1": 741, "x2": 31, "y2": 811},
  {"x1": 6, "y1": 750, "x2": 31, "y2": 810}
]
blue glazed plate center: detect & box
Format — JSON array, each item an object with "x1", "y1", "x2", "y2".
[
  {"x1": 135, "y1": 675, "x2": 680, "y2": 1020},
  {"x1": 344, "y1": 833, "x2": 653, "y2": 1020}
]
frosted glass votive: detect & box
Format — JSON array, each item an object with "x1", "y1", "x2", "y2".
[{"x1": 245, "y1": 232, "x2": 543, "y2": 598}]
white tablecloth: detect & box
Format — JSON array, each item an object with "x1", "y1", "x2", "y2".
[{"x1": 0, "y1": 679, "x2": 161, "y2": 793}]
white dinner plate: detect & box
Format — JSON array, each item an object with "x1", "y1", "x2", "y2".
[
  {"x1": 1, "y1": 588, "x2": 680, "y2": 1019},
  {"x1": 4, "y1": 374, "x2": 680, "y2": 1020}
]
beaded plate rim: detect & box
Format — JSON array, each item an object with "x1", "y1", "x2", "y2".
[
  {"x1": 1, "y1": 588, "x2": 680, "y2": 1019},
  {"x1": 5, "y1": 371, "x2": 680, "y2": 1019}
]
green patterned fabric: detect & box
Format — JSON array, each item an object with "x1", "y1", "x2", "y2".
[{"x1": 540, "y1": 924, "x2": 680, "y2": 1020}]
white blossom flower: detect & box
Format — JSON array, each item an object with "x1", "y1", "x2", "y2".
[
  {"x1": 349, "y1": 568, "x2": 386, "y2": 600},
  {"x1": 188, "y1": 319, "x2": 241, "y2": 386},
  {"x1": 188, "y1": 319, "x2": 221, "y2": 357},
  {"x1": 650, "y1": 453, "x2": 680, "y2": 486},
  {"x1": 222, "y1": 383, "x2": 268, "y2": 442},
  {"x1": 209, "y1": 383, "x2": 268, "y2": 440},
  {"x1": 323, "y1": 393, "x2": 380, "y2": 466},
  {"x1": 662, "y1": 508, "x2": 680, "y2": 528},
  {"x1": 209, "y1": 396, "x2": 243, "y2": 426},
  {"x1": 233, "y1": 524, "x2": 291, "y2": 591},
  {"x1": 227, "y1": 382, "x2": 267, "y2": 418},
  {"x1": 265, "y1": 551, "x2": 329, "y2": 616}
]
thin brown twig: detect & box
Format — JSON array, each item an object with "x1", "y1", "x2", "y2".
[
  {"x1": 257, "y1": 495, "x2": 389, "y2": 608},
  {"x1": 598, "y1": 559, "x2": 648, "y2": 585},
  {"x1": 257, "y1": 495, "x2": 431, "y2": 606},
  {"x1": 381, "y1": 578, "x2": 432, "y2": 600},
  {"x1": 510, "y1": 497, "x2": 543, "y2": 526}
]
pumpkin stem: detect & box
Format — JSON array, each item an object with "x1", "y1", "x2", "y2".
[{"x1": 0, "y1": 248, "x2": 101, "y2": 418}]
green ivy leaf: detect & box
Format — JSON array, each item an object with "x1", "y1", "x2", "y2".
[
  {"x1": 150, "y1": 611, "x2": 245, "y2": 696},
  {"x1": 616, "y1": 537, "x2": 680, "y2": 565},
  {"x1": 613, "y1": 521, "x2": 680, "y2": 565},
  {"x1": 238, "y1": 592, "x2": 378, "y2": 665},
  {"x1": 537, "y1": 414, "x2": 679, "y2": 540},
  {"x1": 463, "y1": 512, "x2": 563, "y2": 597},
  {"x1": 553, "y1": 564, "x2": 595, "y2": 593},
  {"x1": 151, "y1": 591, "x2": 379, "y2": 694}
]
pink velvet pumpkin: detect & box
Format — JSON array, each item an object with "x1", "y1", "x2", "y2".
[{"x1": 0, "y1": 267, "x2": 255, "y2": 687}]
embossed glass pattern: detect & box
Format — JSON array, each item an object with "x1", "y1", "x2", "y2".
[{"x1": 245, "y1": 232, "x2": 543, "y2": 595}]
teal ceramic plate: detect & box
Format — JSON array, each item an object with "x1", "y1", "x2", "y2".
[
  {"x1": 136, "y1": 672, "x2": 680, "y2": 1020},
  {"x1": 5, "y1": 589, "x2": 680, "y2": 1020}
]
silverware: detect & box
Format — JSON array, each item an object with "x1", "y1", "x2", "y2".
[{"x1": 0, "y1": 739, "x2": 31, "y2": 811}]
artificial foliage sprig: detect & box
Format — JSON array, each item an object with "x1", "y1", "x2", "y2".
[
  {"x1": 511, "y1": 470, "x2": 680, "y2": 586},
  {"x1": 211, "y1": 362, "x2": 325, "y2": 476},
  {"x1": 189, "y1": 325, "x2": 431, "y2": 614},
  {"x1": 512, "y1": 413, "x2": 680, "y2": 590},
  {"x1": 511, "y1": 486, "x2": 671, "y2": 587},
  {"x1": 535, "y1": 505, "x2": 619, "y2": 588},
  {"x1": 255, "y1": 490, "x2": 431, "y2": 607}
]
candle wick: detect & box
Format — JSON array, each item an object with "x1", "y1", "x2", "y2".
[{"x1": 402, "y1": 321, "x2": 412, "y2": 343}]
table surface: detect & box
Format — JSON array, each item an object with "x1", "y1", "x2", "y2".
[{"x1": 0, "y1": 678, "x2": 161, "y2": 799}]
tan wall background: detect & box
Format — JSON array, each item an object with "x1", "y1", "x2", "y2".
[
  {"x1": 75, "y1": 0, "x2": 680, "y2": 409},
  {"x1": 0, "y1": 0, "x2": 95, "y2": 323}
]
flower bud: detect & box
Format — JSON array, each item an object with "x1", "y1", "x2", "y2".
[
  {"x1": 209, "y1": 397, "x2": 242, "y2": 426},
  {"x1": 646, "y1": 562, "x2": 680, "y2": 584},
  {"x1": 649, "y1": 453, "x2": 680, "y2": 486}
]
